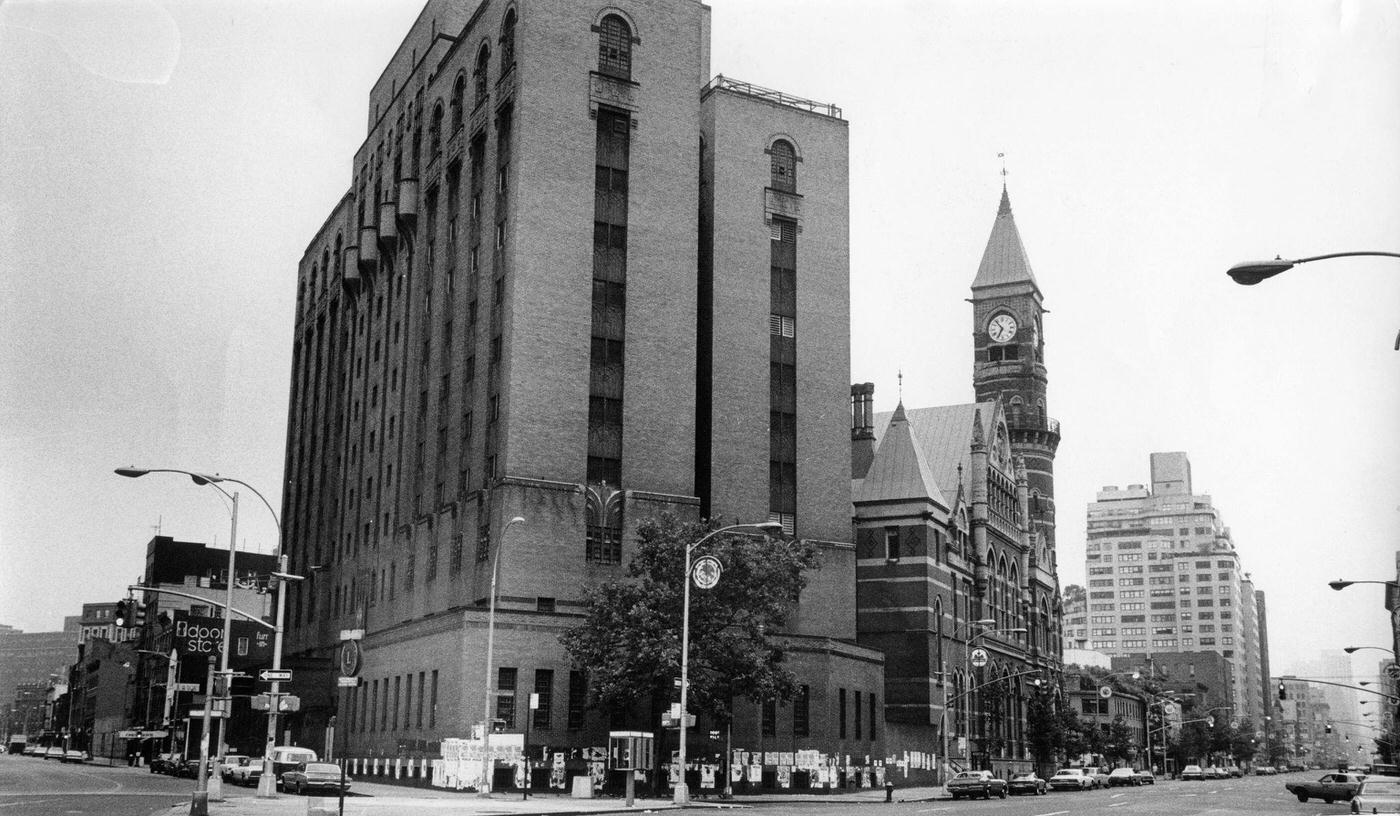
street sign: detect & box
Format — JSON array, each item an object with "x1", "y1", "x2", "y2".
[
  {"x1": 260, "y1": 669, "x2": 293, "y2": 682},
  {"x1": 339, "y1": 629, "x2": 365, "y2": 641},
  {"x1": 188, "y1": 710, "x2": 228, "y2": 719},
  {"x1": 118, "y1": 730, "x2": 168, "y2": 739},
  {"x1": 251, "y1": 694, "x2": 270, "y2": 711},
  {"x1": 661, "y1": 714, "x2": 696, "y2": 728},
  {"x1": 277, "y1": 695, "x2": 301, "y2": 712},
  {"x1": 1387, "y1": 664, "x2": 1400, "y2": 680},
  {"x1": 970, "y1": 648, "x2": 989, "y2": 668},
  {"x1": 337, "y1": 676, "x2": 363, "y2": 688},
  {"x1": 1099, "y1": 685, "x2": 1114, "y2": 700},
  {"x1": 172, "y1": 683, "x2": 200, "y2": 692}
]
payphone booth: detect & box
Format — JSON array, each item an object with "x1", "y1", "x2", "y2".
[{"x1": 609, "y1": 730, "x2": 653, "y2": 806}]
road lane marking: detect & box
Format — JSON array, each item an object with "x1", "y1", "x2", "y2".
[
  {"x1": 1109, "y1": 803, "x2": 1128, "y2": 808},
  {"x1": 1030, "y1": 811, "x2": 1069, "y2": 816},
  {"x1": 1111, "y1": 791, "x2": 1125, "y2": 797}
]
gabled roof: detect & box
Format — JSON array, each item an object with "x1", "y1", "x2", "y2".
[
  {"x1": 854, "y1": 403, "x2": 947, "y2": 508},
  {"x1": 971, "y1": 187, "x2": 1040, "y2": 293},
  {"x1": 871, "y1": 402, "x2": 1001, "y2": 503}
]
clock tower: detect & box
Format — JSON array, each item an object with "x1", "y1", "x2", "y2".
[{"x1": 971, "y1": 186, "x2": 1062, "y2": 562}]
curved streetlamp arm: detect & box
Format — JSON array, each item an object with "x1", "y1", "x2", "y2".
[
  {"x1": 199, "y1": 475, "x2": 282, "y2": 544},
  {"x1": 127, "y1": 585, "x2": 275, "y2": 630},
  {"x1": 1294, "y1": 251, "x2": 1400, "y2": 265},
  {"x1": 1228, "y1": 251, "x2": 1400, "y2": 285}
]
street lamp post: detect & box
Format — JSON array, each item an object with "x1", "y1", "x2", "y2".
[
  {"x1": 1225, "y1": 252, "x2": 1400, "y2": 286},
  {"x1": 479, "y1": 516, "x2": 526, "y2": 797},
  {"x1": 673, "y1": 521, "x2": 782, "y2": 806},
  {"x1": 938, "y1": 618, "x2": 993, "y2": 782}
]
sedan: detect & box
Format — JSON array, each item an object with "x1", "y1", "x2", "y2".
[
  {"x1": 1181, "y1": 765, "x2": 1204, "y2": 781},
  {"x1": 1049, "y1": 768, "x2": 1095, "y2": 791},
  {"x1": 1352, "y1": 776, "x2": 1400, "y2": 815},
  {"x1": 279, "y1": 762, "x2": 352, "y2": 795},
  {"x1": 1008, "y1": 772, "x2": 1048, "y2": 795},
  {"x1": 1134, "y1": 768, "x2": 1156, "y2": 785},
  {"x1": 947, "y1": 770, "x2": 1007, "y2": 800},
  {"x1": 1108, "y1": 767, "x2": 1142, "y2": 786}
]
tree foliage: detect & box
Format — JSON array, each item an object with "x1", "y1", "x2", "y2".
[{"x1": 559, "y1": 514, "x2": 819, "y2": 723}]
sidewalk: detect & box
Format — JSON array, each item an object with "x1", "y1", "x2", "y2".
[{"x1": 150, "y1": 782, "x2": 949, "y2": 816}]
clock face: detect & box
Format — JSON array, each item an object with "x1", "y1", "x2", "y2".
[
  {"x1": 987, "y1": 314, "x2": 1018, "y2": 343},
  {"x1": 339, "y1": 640, "x2": 361, "y2": 677}
]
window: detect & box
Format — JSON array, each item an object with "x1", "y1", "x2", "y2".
[
  {"x1": 473, "y1": 44, "x2": 490, "y2": 107},
  {"x1": 533, "y1": 669, "x2": 553, "y2": 729},
  {"x1": 793, "y1": 684, "x2": 810, "y2": 737},
  {"x1": 568, "y1": 671, "x2": 587, "y2": 730},
  {"x1": 883, "y1": 526, "x2": 901, "y2": 561},
  {"x1": 838, "y1": 688, "x2": 847, "y2": 739},
  {"x1": 500, "y1": 9, "x2": 517, "y2": 70},
  {"x1": 770, "y1": 139, "x2": 796, "y2": 192},
  {"x1": 597, "y1": 15, "x2": 632, "y2": 80},
  {"x1": 495, "y1": 667, "x2": 517, "y2": 728},
  {"x1": 450, "y1": 74, "x2": 465, "y2": 132},
  {"x1": 762, "y1": 698, "x2": 776, "y2": 737}
]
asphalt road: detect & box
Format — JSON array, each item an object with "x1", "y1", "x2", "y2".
[
  {"x1": 750, "y1": 774, "x2": 1358, "y2": 816},
  {"x1": 0, "y1": 754, "x2": 204, "y2": 816}
]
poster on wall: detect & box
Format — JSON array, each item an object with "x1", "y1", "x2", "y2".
[{"x1": 777, "y1": 767, "x2": 791, "y2": 788}]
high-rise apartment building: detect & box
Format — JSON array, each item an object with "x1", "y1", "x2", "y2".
[
  {"x1": 281, "y1": 0, "x2": 881, "y2": 772},
  {"x1": 1084, "y1": 452, "x2": 1266, "y2": 725}
]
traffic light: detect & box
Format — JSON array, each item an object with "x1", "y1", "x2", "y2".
[
  {"x1": 1277, "y1": 681, "x2": 1286, "y2": 700},
  {"x1": 1325, "y1": 723, "x2": 1332, "y2": 734},
  {"x1": 114, "y1": 600, "x2": 130, "y2": 628}
]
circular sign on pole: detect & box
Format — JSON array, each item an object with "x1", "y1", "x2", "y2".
[
  {"x1": 691, "y1": 556, "x2": 722, "y2": 590},
  {"x1": 1098, "y1": 685, "x2": 1113, "y2": 700},
  {"x1": 1163, "y1": 702, "x2": 1178, "y2": 716},
  {"x1": 970, "y1": 648, "x2": 989, "y2": 668},
  {"x1": 1386, "y1": 664, "x2": 1400, "y2": 680},
  {"x1": 1206, "y1": 716, "x2": 1215, "y2": 728},
  {"x1": 339, "y1": 640, "x2": 362, "y2": 677}
]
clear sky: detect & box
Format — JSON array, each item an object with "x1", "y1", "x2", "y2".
[{"x1": 2, "y1": 0, "x2": 1397, "y2": 684}]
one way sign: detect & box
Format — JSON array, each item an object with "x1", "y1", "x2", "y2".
[{"x1": 260, "y1": 669, "x2": 292, "y2": 682}]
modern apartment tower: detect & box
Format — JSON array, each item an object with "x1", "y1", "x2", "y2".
[
  {"x1": 280, "y1": 0, "x2": 882, "y2": 775},
  {"x1": 1083, "y1": 452, "x2": 1267, "y2": 726}
]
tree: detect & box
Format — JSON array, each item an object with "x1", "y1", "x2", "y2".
[
  {"x1": 1228, "y1": 718, "x2": 1257, "y2": 765},
  {"x1": 1103, "y1": 717, "x2": 1136, "y2": 764},
  {"x1": 560, "y1": 514, "x2": 819, "y2": 728},
  {"x1": 1026, "y1": 687, "x2": 1064, "y2": 769}
]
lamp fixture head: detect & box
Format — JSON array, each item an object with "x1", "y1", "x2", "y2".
[{"x1": 1227, "y1": 257, "x2": 1295, "y2": 285}]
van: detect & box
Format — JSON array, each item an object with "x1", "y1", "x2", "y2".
[{"x1": 268, "y1": 746, "x2": 318, "y2": 786}]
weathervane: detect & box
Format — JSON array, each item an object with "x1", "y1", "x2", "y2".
[{"x1": 999, "y1": 152, "x2": 1007, "y2": 186}]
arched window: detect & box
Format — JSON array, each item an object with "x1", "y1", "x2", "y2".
[
  {"x1": 429, "y1": 103, "x2": 443, "y2": 158},
  {"x1": 334, "y1": 233, "x2": 343, "y2": 279},
  {"x1": 500, "y1": 7, "x2": 517, "y2": 71},
  {"x1": 321, "y1": 250, "x2": 330, "y2": 290},
  {"x1": 770, "y1": 139, "x2": 796, "y2": 192},
  {"x1": 597, "y1": 14, "x2": 631, "y2": 80},
  {"x1": 934, "y1": 597, "x2": 945, "y2": 677},
  {"x1": 450, "y1": 74, "x2": 465, "y2": 132},
  {"x1": 473, "y1": 44, "x2": 490, "y2": 107}
]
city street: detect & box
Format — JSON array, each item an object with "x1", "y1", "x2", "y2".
[
  {"x1": 0, "y1": 754, "x2": 188, "y2": 816},
  {"x1": 0, "y1": 755, "x2": 1371, "y2": 816}
]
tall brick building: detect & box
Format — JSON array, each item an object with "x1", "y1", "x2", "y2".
[
  {"x1": 851, "y1": 187, "x2": 1064, "y2": 782},
  {"x1": 281, "y1": 0, "x2": 881, "y2": 784}
]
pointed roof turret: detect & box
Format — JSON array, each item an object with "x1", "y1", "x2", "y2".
[
  {"x1": 972, "y1": 186, "x2": 1040, "y2": 292},
  {"x1": 853, "y1": 402, "x2": 947, "y2": 507}
]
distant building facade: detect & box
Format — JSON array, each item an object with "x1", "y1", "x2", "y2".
[{"x1": 1083, "y1": 452, "x2": 1266, "y2": 727}]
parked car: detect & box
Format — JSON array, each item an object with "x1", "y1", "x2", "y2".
[
  {"x1": 278, "y1": 762, "x2": 351, "y2": 795},
  {"x1": 1227, "y1": 766, "x2": 1244, "y2": 778},
  {"x1": 177, "y1": 757, "x2": 215, "y2": 779},
  {"x1": 22, "y1": 744, "x2": 42, "y2": 757},
  {"x1": 61, "y1": 749, "x2": 87, "y2": 764},
  {"x1": 228, "y1": 756, "x2": 263, "y2": 786},
  {"x1": 1134, "y1": 768, "x2": 1156, "y2": 785},
  {"x1": 43, "y1": 746, "x2": 65, "y2": 760},
  {"x1": 149, "y1": 752, "x2": 179, "y2": 774},
  {"x1": 1181, "y1": 765, "x2": 1205, "y2": 781},
  {"x1": 1255, "y1": 766, "x2": 1276, "y2": 776},
  {"x1": 267, "y1": 746, "x2": 318, "y2": 782},
  {"x1": 1108, "y1": 767, "x2": 1142, "y2": 787},
  {"x1": 1008, "y1": 772, "x2": 1048, "y2": 795},
  {"x1": 218, "y1": 754, "x2": 249, "y2": 782},
  {"x1": 1089, "y1": 767, "x2": 1112, "y2": 788},
  {"x1": 1049, "y1": 767, "x2": 1095, "y2": 791},
  {"x1": 1352, "y1": 776, "x2": 1400, "y2": 814},
  {"x1": 1286, "y1": 771, "x2": 1366, "y2": 804},
  {"x1": 947, "y1": 769, "x2": 1008, "y2": 800}
]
